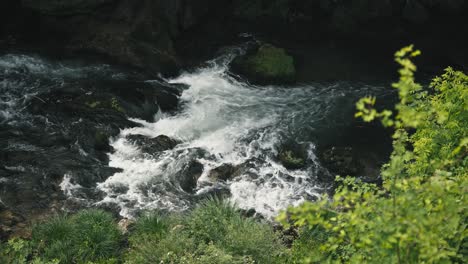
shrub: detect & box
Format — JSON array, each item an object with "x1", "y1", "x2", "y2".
[{"x1": 280, "y1": 46, "x2": 468, "y2": 263}]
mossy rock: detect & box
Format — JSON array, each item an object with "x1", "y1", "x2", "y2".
[
  {"x1": 278, "y1": 142, "x2": 307, "y2": 170},
  {"x1": 232, "y1": 44, "x2": 296, "y2": 85}
]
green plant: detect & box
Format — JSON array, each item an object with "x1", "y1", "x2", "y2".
[
  {"x1": 31, "y1": 209, "x2": 122, "y2": 263},
  {"x1": 186, "y1": 198, "x2": 287, "y2": 263},
  {"x1": 125, "y1": 227, "x2": 197, "y2": 263},
  {"x1": 132, "y1": 213, "x2": 170, "y2": 238},
  {"x1": 0, "y1": 238, "x2": 31, "y2": 264},
  {"x1": 279, "y1": 150, "x2": 305, "y2": 169},
  {"x1": 110, "y1": 97, "x2": 125, "y2": 113},
  {"x1": 126, "y1": 198, "x2": 287, "y2": 263},
  {"x1": 280, "y1": 46, "x2": 468, "y2": 263}
]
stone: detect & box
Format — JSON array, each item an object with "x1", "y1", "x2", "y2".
[
  {"x1": 207, "y1": 163, "x2": 242, "y2": 182},
  {"x1": 118, "y1": 218, "x2": 135, "y2": 234},
  {"x1": 278, "y1": 142, "x2": 307, "y2": 170},
  {"x1": 126, "y1": 134, "x2": 179, "y2": 154},
  {"x1": 231, "y1": 43, "x2": 296, "y2": 85},
  {"x1": 320, "y1": 146, "x2": 363, "y2": 177},
  {"x1": 178, "y1": 160, "x2": 204, "y2": 193}
]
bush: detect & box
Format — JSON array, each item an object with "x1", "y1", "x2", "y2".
[
  {"x1": 31, "y1": 209, "x2": 122, "y2": 263},
  {"x1": 281, "y1": 46, "x2": 468, "y2": 263}
]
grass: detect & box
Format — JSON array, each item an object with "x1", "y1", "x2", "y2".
[
  {"x1": 2, "y1": 199, "x2": 291, "y2": 263},
  {"x1": 31, "y1": 209, "x2": 122, "y2": 263}
]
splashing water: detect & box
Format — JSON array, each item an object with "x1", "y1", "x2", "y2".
[{"x1": 96, "y1": 53, "x2": 388, "y2": 219}]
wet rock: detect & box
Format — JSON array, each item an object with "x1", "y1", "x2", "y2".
[
  {"x1": 94, "y1": 130, "x2": 111, "y2": 152},
  {"x1": 207, "y1": 163, "x2": 243, "y2": 182},
  {"x1": 118, "y1": 218, "x2": 135, "y2": 234},
  {"x1": 19, "y1": 0, "x2": 228, "y2": 75},
  {"x1": 126, "y1": 134, "x2": 179, "y2": 154},
  {"x1": 231, "y1": 43, "x2": 296, "y2": 85},
  {"x1": 0, "y1": 207, "x2": 26, "y2": 241},
  {"x1": 178, "y1": 161, "x2": 204, "y2": 193},
  {"x1": 278, "y1": 142, "x2": 307, "y2": 170},
  {"x1": 320, "y1": 146, "x2": 363, "y2": 177}
]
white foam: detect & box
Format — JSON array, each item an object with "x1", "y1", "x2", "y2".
[
  {"x1": 60, "y1": 173, "x2": 83, "y2": 198},
  {"x1": 95, "y1": 58, "x2": 333, "y2": 218}
]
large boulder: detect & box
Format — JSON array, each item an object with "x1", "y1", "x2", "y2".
[{"x1": 231, "y1": 43, "x2": 296, "y2": 85}]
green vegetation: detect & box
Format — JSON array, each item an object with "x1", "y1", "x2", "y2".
[
  {"x1": 279, "y1": 150, "x2": 305, "y2": 169},
  {"x1": 1, "y1": 200, "x2": 287, "y2": 263},
  {"x1": 234, "y1": 44, "x2": 296, "y2": 84},
  {"x1": 1, "y1": 47, "x2": 466, "y2": 263},
  {"x1": 110, "y1": 97, "x2": 125, "y2": 113},
  {"x1": 280, "y1": 46, "x2": 468, "y2": 263},
  {"x1": 1, "y1": 210, "x2": 122, "y2": 263},
  {"x1": 126, "y1": 198, "x2": 287, "y2": 263},
  {"x1": 86, "y1": 100, "x2": 101, "y2": 109}
]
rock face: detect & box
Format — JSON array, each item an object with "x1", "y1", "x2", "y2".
[
  {"x1": 231, "y1": 44, "x2": 296, "y2": 85},
  {"x1": 15, "y1": 0, "x2": 226, "y2": 75},
  {"x1": 0, "y1": 1, "x2": 466, "y2": 74}
]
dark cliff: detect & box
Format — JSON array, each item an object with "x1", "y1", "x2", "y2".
[{"x1": 1, "y1": 0, "x2": 467, "y2": 75}]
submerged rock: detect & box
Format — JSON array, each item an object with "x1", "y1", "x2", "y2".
[
  {"x1": 231, "y1": 43, "x2": 296, "y2": 85},
  {"x1": 126, "y1": 134, "x2": 179, "y2": 154}
]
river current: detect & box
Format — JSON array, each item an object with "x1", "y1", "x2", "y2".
[{"x1": 0, "y1": 51, "x2": 391, "y2": 219}]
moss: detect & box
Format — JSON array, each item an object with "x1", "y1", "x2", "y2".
[
  {"x1": 86, "y1": 100, "x2": 101, "y2": 108},
  {"x1": 279, "y1": 150, "x2": 305, "y2": 170},
  {"x1": 110, "y1": 97, "x2": 125, "y2": 113},
  {"x1": 233, "y1": 44, "x2": 295, "y2": 84}
]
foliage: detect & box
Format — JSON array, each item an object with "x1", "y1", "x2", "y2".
[
  {"x1": 31, "y1": 209, "x2": 122, "y2": 263},
  {"x1": 126, "y1": 198, "x2": 287, "y2": 263},
  {"x1": 280, "y1": 45, "x2": 468, "y2": 263},
  {"x1": 0, "y1": 238, "x2": 60, "y2": 264},
  {"x1": 131, "y1": 213, "x2": 170, "y2": 238},
  {"x1": 0, "y1": 238, "x2": 32, "y2": 264}
]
